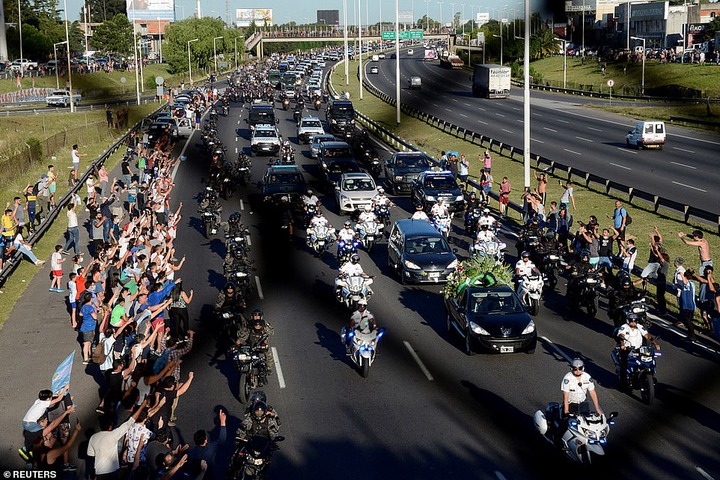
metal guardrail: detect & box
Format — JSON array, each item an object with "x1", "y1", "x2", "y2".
[
  {"x1": 358, "y1": 73, "x2": 720, "y2": 232},
  {"x1": 0, "y1": 103, "x2": 167, "y2": 288}
]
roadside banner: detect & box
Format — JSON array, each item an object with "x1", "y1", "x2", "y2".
[{"x1": 51, "y1": 351, "x2": 75, "y2": 394}]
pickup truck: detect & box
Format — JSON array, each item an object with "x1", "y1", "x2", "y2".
[
  {"x1": 10, "y1": 58, "x2": 38, "y2": 71},
  {"x1": 46, "y1": 89, "x2": 81, "y2": 107},
  {"x1": 440, "y1": 54, "x2": 464, "y2": 69}
]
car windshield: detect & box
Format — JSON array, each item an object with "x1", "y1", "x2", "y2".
[
  {"x1": 424, "y1": 176, "x2": 457, "y2": 189},
  {"x1": 254, "y1": 130, "x2": 277, "y2": 138},
  {"x1": 268, "y1": 173, "x2": 303, "y2": 185},
  {"x1": 312, "y1": 135, "x2": 335, "y2": 145},
  {"x1": 302, "y1": 120, "x2": 322, "y2": 129},
  {"x1": 395, "y1": 155, "x2": 431, "y2": 169},
  {"x1": 323, "y1": 147, "x2": 353, "y2": 158},
  {"x1": 469, "y1": 292, "x2": 525, "y2": 314},
  {"x1": 342, "y1": 178, "x2": 375, "y2": 191},
  {"x1": 404, "y1": 236, "x2": 450, "y2": 255},
  {"x1": 328, "y1": 161, "x2": 360, "y2": 174}
]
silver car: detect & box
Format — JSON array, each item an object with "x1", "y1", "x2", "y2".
[
  {"x1": 335, "y1": 172, "x2": 378, "y2": 214},
  {"x1": 310, "y1": 134, "x2": 336, "y2": 158}
]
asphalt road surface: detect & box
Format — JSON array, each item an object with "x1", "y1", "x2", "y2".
[
  {"x1": 1, "y1": 78, "x2": 719, "y2": 480},
  {"x1": 366, "y1": 51, "x2": 720, "y2": 215}
]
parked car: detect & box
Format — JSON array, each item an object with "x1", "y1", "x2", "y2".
[{"x1": 444, "y1": 284, "x2": 537, "y2": 355}]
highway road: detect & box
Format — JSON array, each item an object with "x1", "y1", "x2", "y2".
[
  {"x1": 0, "y1": 71, "x2": 719, "y2": 479},
  {"x1": 365, "y1": 52, "x2": 720, "y2": 215}
]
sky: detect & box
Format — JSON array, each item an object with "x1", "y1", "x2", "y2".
[{"x1": 65, "y1": 0, "x2": 547, "y2": 26}]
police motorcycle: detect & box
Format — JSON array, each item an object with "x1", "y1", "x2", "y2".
[
  {"x1": 230, "y1": 334, "x2": 270, "y2": 404},
  {"x1": 229, "y1": 397, "x2": 284, "y2": 480},
  {"x1": 469, "y1": 234, "x2": 506, "y2": 264},
  {"x1": 312, "y1": 94, "x2": 322, "y2": 111},
  {"x1": 610, "y1": 332, "x2": 661, "y2": 405},
  {"x1": 356, "y1": 218, "x2": 381, "y2": 253},
  {"x1": 534, "y1": 404, "x2": 619, "y2": 465},
  {"x1": 567, "y1": 265, "x2": 602, "y2": 318},
  {"x1": 281, "y1": 95, "x2": 290, "y2": 110},
  {"x1": 341, "y1": 324, "x2": 387, "y2": 378},
  {"x1": 337, "y1": 234, "x2": 362, "y2": 265},
  {"x1": 430, "y1": 212, "x2": 452, "y2": 238},
  {"x1": 199, "y1": 188, "x2": 221, "y2": 237},
  {"x1": 225, "y1": 255, "x2": 254, "y2": 299},
  {"x1": 337, "y1": 273, "x2": 374, "y2": 310},
  {"x1": 280, "y1": 142, "x2": 295, "y2": 165},
  {"x1": 236, "y1": 152, "x2": 253, "y2": 185},
  {"x1": 464, "y1": 207, "x2": 483, "y2": 239},
  {"x1": 518, "y1": 274, "x2": 544, "y2": 316},
  {"x1": 374, "y1": 203, "x2": 391, "y2": 228},
  {"x1": 209, "y1": 106, "x2": 218, "y2": 122},
  {"x1": 536, "y1": 244, "x2": 562, "y2": 290},
  {"x1": 307, "y1": 223, "x2": 335, "y2": 256}
]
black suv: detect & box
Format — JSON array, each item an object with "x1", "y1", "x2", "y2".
[
  {"x1": 261, "y1": 165, "x2": 307, "y2": 201},
  {"x1": 326, "y1": 97, "x2": 355, "y2": 138},
  {"x1": 247, "y1": 102, "x2": 276, "y2": 131},
  {"x1": 384, "y1": 151, "x2": 433, "y2": 195},
  {"x1": 411, "y1": 170, "x2": 465, "y2": 213}
]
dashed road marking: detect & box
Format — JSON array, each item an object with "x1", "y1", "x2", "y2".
[
  {"x1": 477, "y1": 119, "x2": 488, "y2": 125},
  {"x1": 403, "y1": 341, "x2": 434, "y2": 381},
  {"x1": 530, "y1": 138, "x2": 544, "y2": 144},
  {"x1": 460, "y1": 113, "x2": 468, "y2": 118},
  {"x1": 563, "y1": 148, "x2": 582, "y2": 156},
  {"x1": 543, "y1": 127, "x2": 557, "y2": 133},
  {"x1": 239, "y1": 199, "x2": 245, "y2": 210},
  {"x1": 255, "y1": 276, "x2": 264, "y2": 299},
  {"x1": 672, "y1": 181, "x2": 706, "y2": 192},
  {"x1": 671, "y1": 161, "x2": 696, "y2": 170},
  {"x1": 618, "y1": 147, "x2": 638, "y2": 155},
  {"x1": 610, "y1": 162, "x2": 631, "y2": 170},
  {"x1": 502, "y1": 128, "x2": 513, "y2": 134},
  {"x1": 271, "y1": 347, "x2": 286, "y2": 388},
  {"x1": 697, "y1": 467, "x2": 716, "y2": 480},
  {"x1": 575, "y1": 136, "x2": 593, "y2": 142},
  {"x1": 587, "y1": 126, "x2": 602, "y2": 132},
  {"x1": 557, "y1": 119, "x2": 569, "y2": 124},
  {"x1": 445, "y1": 108, "x2": 452, "y2": 112},
  {"x1": 540, "y1": 336, "x2": 572, "y2": 363},
  {"x1": 672, "y1": 146, "x2": 695, "y2": 154},
  {"x1": 495, "y1": 113, "x2": 505, "y2": 117}
]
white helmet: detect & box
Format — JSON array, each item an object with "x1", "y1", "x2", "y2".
[
  {"x1": 357, "y1": 298, "x2": 368, "y2": 306},
  {"x1": 364, "y1": 205, "x2": 372, "y2": 212},
  {"x1": 377, "y1": 187, "x2": 384, "y2": 194}
]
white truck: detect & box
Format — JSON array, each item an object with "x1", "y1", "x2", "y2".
[
  {"x1": 471, "y1": 64, "x2": 511, "y2": 99},
  {"x1": 46, "y1": 89, "x2": 82, "y2": 107}
]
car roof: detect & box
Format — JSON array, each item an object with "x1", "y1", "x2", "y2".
[
  {"x1": 300, "y1": 116, "x2": 321, "y2": 122},
  {"x1": 255, "y1": 124, "x2": 276, "y2": 130},
  {"x1": 320, "y1": 141, "x2": 351, "y2": 148},
  {"x1": 394, "y1": 219, "x2": 446, "y2": 236},
  {"x1": 341, "y1": 172, "x2": 373, "y2": 180},
  {"x1": 267, "y1": 165, "x2": 302, "y2": 174},
  {"x1": 394, "y1": 151, "x2": 428, "y2": 157}
]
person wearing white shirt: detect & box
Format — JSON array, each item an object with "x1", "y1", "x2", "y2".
[
  {"x1": 615, "y1": 315, "x2": 660, "y2": 388},
  {"x1": 334, "y1": 254, "x2": 372, "y2": 299},
  {"x1": 13, "y1": 228, "x2": 44, "y2": 265},
  {"x1": 561, "y1": 359, "x2": 602, "y2": 416},
  {"x1": 411, "y1": 204, "x2": 429, "y2": 221},
  {"x1": 514, "y1": 251, "x2": 540, "y2": 297},
  {"x1": 62, "y1": 203, "x2": 80, "y2": 255}
]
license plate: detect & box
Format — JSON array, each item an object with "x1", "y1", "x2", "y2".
[
  {"x1": 428, "y1": 272, "x2": 440, "y2": 278},
  {"x1": 500, "y1": 346, "x2": 514, "y2": 353}
]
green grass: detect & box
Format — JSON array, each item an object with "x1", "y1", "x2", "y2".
[
  {"x1": 0, "y1": 104, "x2": 158, "y2": 329},
  {"x1": 334, "y1": 60, "x2": 717, "y2": 326}
]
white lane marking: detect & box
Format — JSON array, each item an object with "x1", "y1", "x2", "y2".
[
  {"x1": 255, "y1": 276, "x2": 264, "y2": 299},
  {"x1": 477, "y1": 119, "x2": 488, "y2": 125},
  {"x1": 403, "y1": 341, "x2": 434, "y2": 381},
  {"x1": 672, "y1": 181, "x2": 707, "y2": 193},
  {"x1": 540, "y1": 336, "x2": 572, "y2": 363},
  {"x1": 240, "y1": 199, "x2": 245, "y2": 210},
  {"x1": 618, "y1": 147, "x2": 638, "y2": 155},
  {"x1": 543, "y1": 127, "x2": 557, "y2": 133},
  {"x1": 587, "y1": 126, "x2": 602, "y2": 132},
  {"x1": 502, "y1": 128, "x2": 513, "y2": 134},
  {"x1": 532, "y1": 112, "x2": 542, "y2": 117},
  {"x1": 563, "y1": 148, "x2": 582, "y2": 156},
  {"x1": 697, "y1": 467, "x2": 716, "y2": 480},
  {"x1": 610, "y1": 162, "x2": 631, "y2": 170},
  {"x1": 460, "y1": 113, "x2": 468, "y2": 118},
  {"x1": 557, "y1": 119, "x2": 569, "y2": 124},
  {"x1": 235, "y1": 147, "x2": 238, "y2": 154},
  {"x1": 495, "y1": 472, "x2": 508, "y2": 480},
  {"x1": 477, "y1": 107, "x2": 486, "y2": 111},
  {"x1": 445, "y1": 108, "x2": 452, "y2": 112},
  {"x1": 495, "y1": 113, "x2": 505, "y2": 117},
  {"x1": 463, "y1": 102, "x2": 472, "y2": 107},
  {"x1": 235, "y1": 137, "x2": 238, "y2": 142},
  {"x1": 432, "y1": 103, "x2": 439, "y2": 107},
  {"x1": 246, "y1": 235, "x2": 252, "y2": 246},
  {"x1": 672, "y1": 146, "x2": 695, "y2": 154},
  {"x1": 671, "y1": 161, "x2": 696, "y2": 170},
  {"x1": 512, "y1": 107, "x2": 521, "y2": 111},
  {"x1": 271, "y1": 347, "x2": 286, "y2": 388},
  {"x1": 530, "y1": 138, "x2": 545, "y2": 144},
  {"x1": 575, "y1": 136, "x2": 593, "y2": 143},
  {"x1": 452, "y1": 98, "x2": 459, "y2": 102}
]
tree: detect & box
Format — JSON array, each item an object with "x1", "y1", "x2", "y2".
[
  {"x1": 91, "y1": 13, "x2": 133, "y2": 55},
  {"x1": 530, "y1": 27, "x2": 558, "y2": 59},
  {"x1": 162, "y1": 18, "x2": 244, "y2": 74},
  {"x1": 86, "y1": 0, "x2": 126, "y2": 23},
  {"x1": 704, "y1": 17, "x2": 720, "y2": 41}
]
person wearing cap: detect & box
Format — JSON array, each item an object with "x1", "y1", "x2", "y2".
[
  {"x1": 411, "y1": 204, "x2": 429, "y2": 221},
  {"x1": 343, "y1": 299, "x2": 377, "y2": 351},
  {"x1": 302, "y1": 189, "x2": 319, "y2": 208},
  {"x1": 615, "y1": 315, "x2": 660, "y2": 388},
  {"x1": 371, "y1": 187, "x2": 392, "y2": 209},
  {"x1": 561, "y1": 358, "x2": 602, "y2": 417}
]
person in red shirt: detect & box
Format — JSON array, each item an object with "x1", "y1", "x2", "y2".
[{"x1": 498, "y1": 176, "x2": 512, "y2": 217}]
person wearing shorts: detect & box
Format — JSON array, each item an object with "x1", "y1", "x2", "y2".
[
  {"x1": 79, "y1": 292, "x2": 97, "y2": 364},
  {"x1": 49, "y1": 245, "x2": 65, "y2": 292}
]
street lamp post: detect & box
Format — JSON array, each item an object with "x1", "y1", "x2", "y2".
[
  {"x1": 631, "y1": 35, "x2": 646, "y2": 95},
  {"x1": 188, "y1": 38, "x2": 199, "y2": 85},
  {"x1": 158, "y1": 18, "x2": 163, "y2": 63},
  {"x1": 234, "y1": 37, "x2": 238, "y2": 71},
  {"x1": 554, "y1": 37, "x2": 567, "y2": 89},
  {"x1": 130, "y1": 0, "x2": 140, "y2": 105},
  {"x1": 460, "y1": 4, "x2": 465, "y2": 36},
  {"x1": 344, "y1": 0, "x2": 349, "y2": 85},
  {"x1": 18, "y1": 0, "x2": 23, "y2": 77},
  {"x1": 449, "y1": 2, "x2": 456, "y2": 30},
  {"x1": 437, "y1": 1, "x2": 444, "y2": 29},
  {"x1": 522, "y1": 0, "x2": 530, "y2": 189},
  {"x1": 53, "y1": 41, "x2": 67, "y2": 89},
  {"x1": 358, "y1": 0, "x2": 363, "y2": 100},
  {"x1": 424, "y1": 0, "x2": 431, "y2": 31},
  {"x1": 138, "y1": 39, "x2": 151, "y2": 93},
  {"x1": 213, "y1": 36, "x2": 223, "y2": 73},
  {"x1": 493, "y1": 34, "x2": 503, "y2": 64},
  {"x1": 62, "y1": 0, "x2": 75, "y2": 111},
  {"x1": 395, "y1": 0, "x2": 400, "y2": 125}
]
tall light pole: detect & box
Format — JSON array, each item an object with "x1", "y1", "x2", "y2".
[
  {"x1": 437, "y1": 1, "x2": 444, "y2": 29},
  {"x1": 62, "y1": 0, "x2": 75, "y2": 111},
  {"x1": 83, "y1": 0, "x2": 89, "y2": 57},
  {"x1": 344, "y1": 0, "x2": 349, "y2": 85},
  {"x1": 449, "y1": 2, "x2": 456, "y2": 30},
  {"x1": 17, "y1": 0, "x2": 22, "y2": 76},
  {"x1": 130, "y1": 0, "x2": 140, "y2": 105},
  {"x1": 626, "y1": 1, "x2": 631, "y2": 51},
  {"x1": 395, "y1": 0, "x2": 400, "y2": 125},
  {"x1": 53, "y1": 40, "x2": 67, "y2": 89},
  {"x1": 493, "y1": 34, "x2": 503, "y2": 64},
  {"x1": 460, "y1": 4, "x2": 465, "y2": 36},
  {"x1": 358, "y1": 0, "x2": 363, "y2": 100},
  {"x1": 424, "y1": 0, "x2": 431, "y2": 31},
  {"x1": 522, "y1": 0, "x2": 530, "y2": 188},
  {"x1": 158, "y1": 18, "x2": 163, "y2": 63},
  {"x1": 234, "y1": 36, "x2": 238, "y2": 70},
  {"x1": 188, "y1": 38, "x2": 199, "y2": 85},
  {"x1": 554, "y1": 37, "x2": 567, "y2": 89},
  {"x1": 138, "y1": 39, "x2": 150, "y2": 93},
  {"x1": 581, "y1": 0, "x2": 585, "y2": 58},
  {"x1": 213, "y1": 36, "x2": 223, "y2": 72},
  {"x1": 631, "y1": 35, "x2": 646, "y2": 95}
]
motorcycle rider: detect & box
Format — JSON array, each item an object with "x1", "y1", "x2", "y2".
[
  {"x1": 566, "y1": 249, "x2": 595, "y2": 305},
  {"x1": 518, "y1": 215, "x2": 543, "y2": 251},
  {"x1": 608, "y1": 274, "x2": 644, "y2": 327},
  {"x1": 356, "y1": 205, "x2": 379, "y2": 240},
  {"x1": 337, "y1": 220, "x2": 357, "y2": 244},
  {"x1": 215, "y1": 282, "x2": 247, "y2": 341},
  {"x1": 537, "y1": 229, "x2": 563, "y2": 256},
  {"x1": 342, "y1": 299, "x2": 377, "y2": 351},
  {"x1": 281, "y1": 141, "x2": 294, "y2": 163},
  {"x1": 199, "y1": 188, "x2": 222, "y2": 232},
  {"x1": 430, "y1": 198, "x2": 450, "y2": 219},
  {"x1": 238, "y1": 308, "x2": 274, "y2": 375},
  {"x1": 335, "y1": 254, "x2": 373, "y2": 301},
  {"x1": 562, "y1": 358, "x2": 603, "y2": 417},
  {"x1": 478, "y1": 208, "x2": 497, "y2": 230},
  {"x1": 302, "y1": 189, "x2": 320, "y2": 209},
  {"x1": 225, "y1": 211, "x2": 245, "y2": 235},
  {"x1": 307, "y1": 209, "x2": 333, "y2": 246},
  {"x1": 236, "y1": 400, "x2": 280, "y2": 444},
  {"x1": 411, "y1": 204, "x2": 429, "y2": 221},
  {"x1": 515, "y1": 251, "x2": 541, "y2": 298},
  {"x1": 615, "y1": 314, "x2": 660, "y2": 389},
  {"x1": 372, "y1": 187, "x2": 392, "y2": 209}
]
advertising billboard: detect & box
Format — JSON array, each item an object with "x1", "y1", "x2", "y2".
[
  {"x1": 235, "y1": 8, "x2": 273, "y2": 27},
  {"x1": 126, "y1": 0, "x2": 175, "y2": 21},
  {"x1": 476, "y1": 12, "x2": 490, "y2": 27},
  {"x1": 317, "y1": 10, "x2": 340, "y2": 25}
]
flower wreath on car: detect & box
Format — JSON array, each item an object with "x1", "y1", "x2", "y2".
[{"x1": 442, "y1": 255, "x2": 513, "y2": 298}]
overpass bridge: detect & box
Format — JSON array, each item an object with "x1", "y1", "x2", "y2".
[{"x1": 244, "y1": 30, "x2": 450, "y2": 58}]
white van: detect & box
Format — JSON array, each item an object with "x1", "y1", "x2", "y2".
[
  {"x1": 173, "y1": 117, "x2": 194, "y2": 138},
  {"x1": 626, "y1": 120, "x2": 666, "y2": 149},
  {"x1": 372, "y1": 54, "x2": 379, "y2": 62}
]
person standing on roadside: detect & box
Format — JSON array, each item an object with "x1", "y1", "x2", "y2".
[
  {"x1": 23, "y1": 183, "x2": 38, "y2": 233},
  {"x1": 457, "y1": 154, "x2": 469, "y2": 185},
  {"x1": 62, "y1": 204, "x2": 80, "y2": 255},
  {"x1": 498, "y1": 176, "x2": 511, "y2": 217},
  {"x1": 608, "y1": 200, "x2": 628, "y2": 248},
  {"x1": 559, "y1": 180, "x2": 576, "y2": 211},
  {"x1": 482, "y1": 150, "x2": 492, "y2": 172},
  {"x1": 534, "y1": 171, "x2": 548, "y2": 205},
  {"x1": 678, "y1": 229, "x2": 712, "y2": 272},
  {"x1": 1, "y1": 207, "x2": 18, "y2": 246},
  {"x1": 47, "y1": 164, "x2": 58, "y2": 210},
  {"x1": 676, "y1": 270, "x2": 697, "y2": 341},
  {"x1": 71, "y1": 145, "x2": 86, "y2": 173}
]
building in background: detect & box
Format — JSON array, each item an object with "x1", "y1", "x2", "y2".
[
  {"x1": 317, "y1": 10, "x2": 340, "y2": 26},
  {"x1": 236, "y1": 8, "x2": 273, "y2": 27}
]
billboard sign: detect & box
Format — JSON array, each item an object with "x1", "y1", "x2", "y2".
[
  {"x1": 381, "y1": 30, "x2": 424, "y2": 40},
  {"x1": 476, "y1": 12, "x2": 490, "y2": 27},
  {"x1": 126, "y1": 0, "x2": 175, "y2": 21},
  {"x1": 235, "y1": 8, "x2": 273, "y2": 27},
  {"x1": 399, "y1": 10, "x2": 413, "y2": 23}
]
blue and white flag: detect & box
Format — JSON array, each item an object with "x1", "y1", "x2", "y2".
[{"x1": 51, "y1": 351, "x2": 75, "y2": 394}]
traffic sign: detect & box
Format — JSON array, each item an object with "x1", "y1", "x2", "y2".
[
  {"x1": 120, "y1": 77, "x2": 127, "y2": 84},
  {"x1": 607, "y1": 79, "x2": 614, "y2": 87},
  {"x1": 381, "y1": 30, "x2": 424, "y2": 40},
  {"x1": 155, "y1": 76, "x2": 164, "y2": 85}
]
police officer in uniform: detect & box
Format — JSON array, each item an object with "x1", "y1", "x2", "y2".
[{"x1": 562, "y1": 358, "x2": 603, "y2": 417}]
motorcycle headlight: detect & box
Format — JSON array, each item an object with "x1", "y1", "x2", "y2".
[
  {"x1": 521, "y1": 320, "x2": 536, "y2": 334},
  {"x1": 403, "y1": 259, "x2": 421, "y2": 270},
  {"x1": 395, "y1": 175, "x2": 403, "y2": 182},
  {"x1": 330, "y1": 119, "x2": 337, "y2": 124},
  {"x1": 447, "y1": 259, "x2": 458, "y2": 270},
  {"x1": 469, "y1": 321, "x2": 490, "y2": 335},
  {"x1": 455, "y1": 195, "x2": 464, "y2": 202},
  {"x1": 425, "y1": 195, "x2": 435, "y2": 202}
]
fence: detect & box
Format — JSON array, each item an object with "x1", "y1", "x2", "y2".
[
  {"x1": 0, "y1": 104, "x2": 166, "y2": 288},
  {"x1": 357, "y1": 71, "x2": 720, "y2": 232}
]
